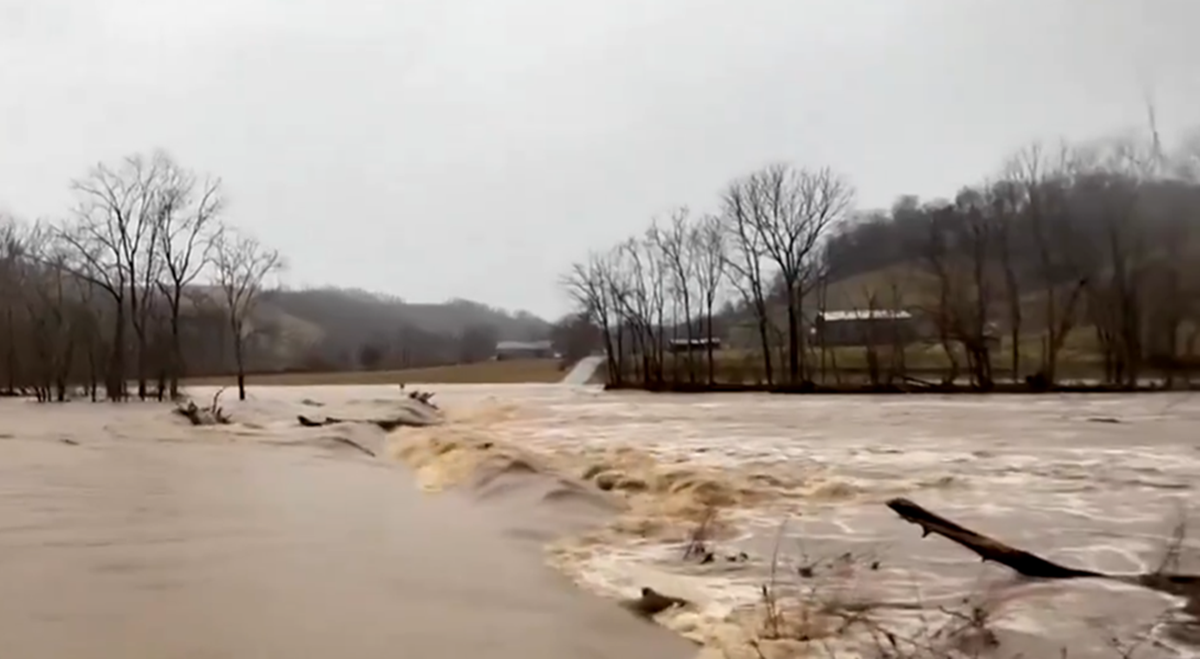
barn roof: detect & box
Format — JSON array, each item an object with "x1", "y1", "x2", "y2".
[{"x1": 817, "y1": 309, "x2": 913, "y2": 321}]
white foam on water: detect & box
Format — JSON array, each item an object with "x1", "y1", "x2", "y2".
[{"x1": 183, "y1": 385, "x2": 1200, "y2": 657}]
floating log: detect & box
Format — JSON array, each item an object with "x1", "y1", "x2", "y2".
[{"x1": 886, "y1": 498, "x2": 1200, "y2": 616}]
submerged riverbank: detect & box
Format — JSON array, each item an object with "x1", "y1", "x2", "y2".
[
  {"x1": 374, "y1": 385, "x2": 1200, "y2": 658},
  {"x1": 6, "y1": 385, "x2": 1199, "y2": 658},
  {"x1": 0, "y1": 399, "x2": 693, "y2": 659}
]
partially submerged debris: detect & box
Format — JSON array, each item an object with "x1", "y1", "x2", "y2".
[
  {"x1": 886, "y1": 497, "x2": 1200, "y2": 617},
  {"x1": 398, "y1": 384, "x2": 438, "y2": 408},
  {"x1": 620, "y1": 587, "x2": 690, "y2": 620},
  {"x1": 297, "y1": 413, "x2": 435, "y2": 432},
  {"x1": 296, "y1": 388, "x2": 441, "y2": 430},
  {"x1": 173, "y1": 388, "x2": 231, "y2": 426},
  {"x1": 409, "y1": 389, "x2": 438, "y2": 409}
]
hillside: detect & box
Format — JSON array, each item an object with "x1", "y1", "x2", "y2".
[{"x1": 252, "y1": 288, "x2": 551, "y2": 371}]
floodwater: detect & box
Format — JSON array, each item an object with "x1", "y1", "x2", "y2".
[
  {"x1": 2, "y1": 385, "x2": 1199, "y2": 658},
  {"x1": 0, "y1": 396, "x2": 692, "y2": 659}
]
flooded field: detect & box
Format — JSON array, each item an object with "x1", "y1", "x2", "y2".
[
  {"x1": 384, "y1": 385, "x2": 1200, "y2": 658},
  {"x1": 2, "y1": 384, "x2": 1198, "y2": 658}
]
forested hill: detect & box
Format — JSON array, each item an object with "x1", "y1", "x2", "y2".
[{"x1": 259, "y1": 287, "x2": 551, "y2": 371}]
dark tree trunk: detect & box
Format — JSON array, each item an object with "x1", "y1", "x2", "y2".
[
  {"x1": 786, "y1": 302, "x2": 800, "y2": 384},
  {"x1": 233, "y1": 331, "x2": 247, "y2": 401},
  {"x1": 107, "y1": 305, "x2": 126, "y2": 402}
]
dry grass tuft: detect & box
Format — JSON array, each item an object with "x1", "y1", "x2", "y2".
[{"x1": 710, "y1": 507, "x2": 1200, "y2": 659}]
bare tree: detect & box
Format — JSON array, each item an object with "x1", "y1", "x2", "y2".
[
  {"x1": 653, "y1": 207, "x2": 698, "y2": 382},
  {"x1": 70, "y1": 261, "x2": 104, "y2": 401},
  {"x1": 691, "y1": 213, "x2": 727, "y2": 384},
  {"x1": 722, "y1": 164, "x2": 854, "y2": 384},
  {"x1": 549, "y1": 312, "x2": 602, "y2": 367},
  {"x1": 20, "y1": 223, "x2": 82, "y2": 401},
  {"x1": 0, "y1": 216, "x2": 26, "y2": 394},
  {"x1": 721, "y1": 177, "x2": 777, "y2": 385},
  {"x1": 952, "y1": 190, "x2": 998, "y2": 388},
  {"x1": 61, "y1": 153, "x2": 167, "y2": 400},
  {"x1": 565, "y1": 120, "x2": 1200, "y2": 392},
  {"x1": 1003, "y1": 142, "x2": 1089, "y2": 383},
  {"x1": 1077, "y1": 144, "x2": 1155, "y2": 386},
  {"x1": 562, "y1": 250, "x2": 621, "y2": 383},
  {"x1": 212, "y1": 227, "x2": 283, "y2": 400},
  {"x1": 613, "y1": 234, "x2": 666, "y2": 385},
  {"x1": 980, "y1": 179, "x2": 1024, "y2": 382},
  {"x1": 153, "y1": 159, "x2": 223, "y2": 399}
]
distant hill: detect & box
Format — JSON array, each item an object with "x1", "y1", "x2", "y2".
[{"x1": 252, "y1": 287, "x2": 551, "y2": 371}]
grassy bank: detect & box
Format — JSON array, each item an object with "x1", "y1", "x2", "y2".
[
  {"x1": 603, "y1": 380, "x2": 1177, "y2": 394},
  {"x1": 602, "y1": 336, "x2": 1192, "y2": 394},
  {"x1": 184, "y1": 359, "x2": 566, "y2": 387}
]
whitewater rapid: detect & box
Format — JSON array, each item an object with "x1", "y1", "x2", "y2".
[{"x1": 7, "y1": 384, "x2": 1197, "y2": 658}]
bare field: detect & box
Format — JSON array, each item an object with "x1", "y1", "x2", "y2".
[{"x1": 184, "y1": 359, "x2": 565, "y2": 387}]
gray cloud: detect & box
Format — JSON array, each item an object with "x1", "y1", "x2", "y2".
[{"x1": 1, "y1": 0, "x2": 1196, "y2": 317}]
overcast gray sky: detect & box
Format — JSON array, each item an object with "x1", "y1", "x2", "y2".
[{"x1": 1, "y1": 0, "x2": 1197, "y2": 318}]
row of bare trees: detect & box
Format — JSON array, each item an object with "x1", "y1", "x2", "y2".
[
  {"x1": 842, "y1": 131, "x2": 1200, "y2": 389},
  {"x1": 562, "y1": 162, "x2": 855, "y2": 387},
  {"x1": 0, "y1": 150, "x2": 282, "y2": 402},
  {"x1": 564, "y1": 127, "x2": 1200, "y2": 390}
]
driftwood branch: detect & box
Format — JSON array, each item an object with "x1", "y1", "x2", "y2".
[
  {"x1": 886, "y1": 498, "x2": 1099, "y2": 579},
  {"x1": 887, "y1": 497, "x2": 1200, "y2": 616}
]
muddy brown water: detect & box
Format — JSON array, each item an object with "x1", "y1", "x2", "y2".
[
  {"x1": 2, "y1": 387, "x2": 1199, "y2": 658},
  {"x1": 0, "y1": 400, "x2": 692, "y2": 659},
  {"x1": 407, "y1": 386, "x2": 1200, "y2": 658}
]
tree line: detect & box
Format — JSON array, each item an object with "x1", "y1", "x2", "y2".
[
  {"x1": 0, "y1": 150, "x2": 282, "y2": 403},
  {"x1": 267, "y1": 290, "x2": 546, "y2": 373},
  {"x1": 562, "y1": 125, "x2": 1200, "y2": 391}
]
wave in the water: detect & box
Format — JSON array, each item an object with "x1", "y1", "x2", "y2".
[
  {"x1": 371, "y1": 389, "x2": 1200, "y2": 659},
  {"x1": 181, "y1": 385, "x2": 1200, "y2": 659}
]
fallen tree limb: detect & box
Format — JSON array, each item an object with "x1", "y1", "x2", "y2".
[
  {"x1": 886, "y1": 498, "x2": 1099, "y2": 579},
  {"x1": 886, "y1": 497, "x2": 1200, "y2": 616}
]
